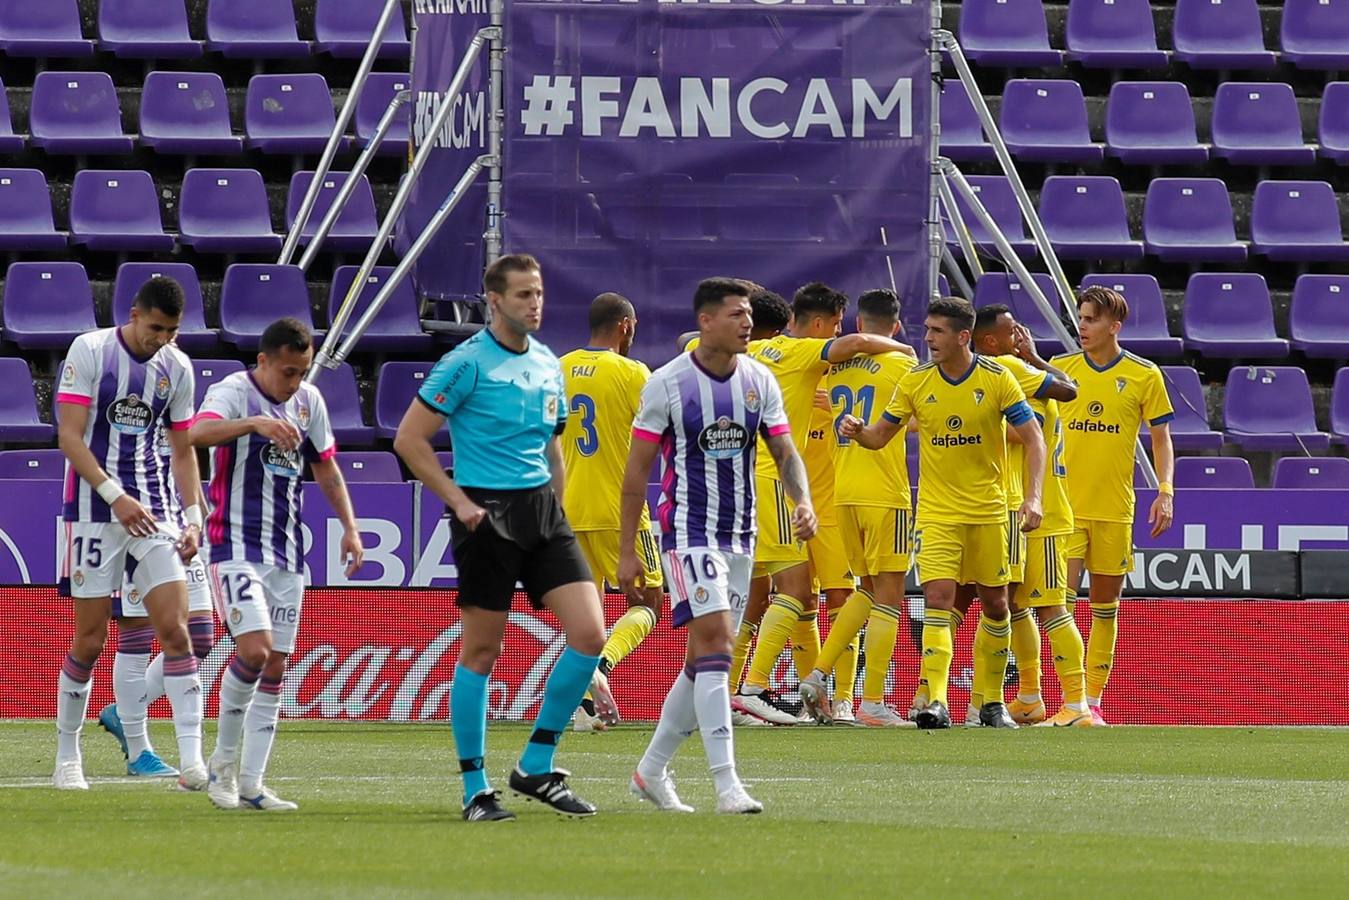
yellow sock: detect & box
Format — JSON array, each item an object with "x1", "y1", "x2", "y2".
[
  {"x1": 862, "y1": 602, "x2": 900, "y2": 703},
  {"x1": 745, "y1": 594, "x2": 803, "y2": 691},
  {"x1": 790, "y1": 611, "x2": 821, "y2": 681},
  {"x1": 1010, "y1": 608, "x2": 1041, "y2": 700},
  {"x1": 914, "y1": 607, "x2": 963, "y2": 709},
  {"x1": 970, "y1": 613, "x2": 990, "y2": 708},
  {"x1": 920, "y1": 608, "x2": 955, "y2": 708},
  {"x1": 731, "y1": 620, "x2": 757, "y2": 692},
  {"x1": 1044, "y1": 610, "x2": 1086, "y2": 709},
  {"x1": 600, "y1": 606, "x2": 658, "y2": 672},
  {"x1": 978, "y1": 613, "x2": 1012, "y2": 706},
  {"x1": 817, "y1": 591, "x2": 871, "y2": 678},
  {"x1": 826, "y1": 606, "x2": 860, "y2": 704},
  {"x1": 1085, "y1": 601, "x2": 1119, "y2": 703}
]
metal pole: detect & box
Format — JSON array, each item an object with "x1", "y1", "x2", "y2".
[
  {"x1": 279, "y1": 0, "x2": 402, "y2": 265},
  {"x1": 926, "y1": 0, "x2": 944, "y2": 305},
  {"x1": 484, "y1": 0, "x2": 505, "y2": 263},
  {"x1": 310, "y1": 26, "x2": 497, "y2": 378},
  {"x1": 936, "y1": 172, "x2": 984, "y2": 282},
  {"x1": 936, "y1": 30, "x2": 1079, "y2": 332},
  {"x1": 298, "y1": 90, "x2": 411, "y2": 273},
  {"x1": 940, "y1": 247, "x2": 975, "y2": 300},
  {"x1": 330, "y1": 156, "x2": 492, "y2": 368}
]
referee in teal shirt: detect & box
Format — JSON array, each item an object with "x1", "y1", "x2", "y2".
[{"x1": 395, "y1": 254, "x2": 606, "y2": 822}]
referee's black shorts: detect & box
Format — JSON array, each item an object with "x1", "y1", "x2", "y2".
[{"x1": 448, "y1": 484, "x2": 592, "y2": 611}]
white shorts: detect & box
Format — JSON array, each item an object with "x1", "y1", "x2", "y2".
[
  {"x1": 210, "y1": 560, "x2": 305, "y2": 654},
  {"x1": 663, "y1": 547, "x2": 752, "y2": 632},
  {"x1": 61, "y1": 520, "x2": 185, "y2": 602},
  {"x1": 117, "y1": 550, "x2": 213, "y2": 617}
]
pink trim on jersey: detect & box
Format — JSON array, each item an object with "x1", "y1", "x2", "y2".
[
  {"x1": 195, "y1": 411, "x2": 224, "y2": 422},
  {"x1": 206, "y1": 445, "x2": 231, "y2": 546},
  {"x1": 632, "y1": 427, "x2": 662, "y2": 444},
  {"x1": 55, "y1": 393, "x2": 91, "y2": 407},
  {"x1": 63, "y1": 466, "x2": 77, "y2": 503},
  {"x1": 317, "y1": 445, "x2": 338, "y2": 462},
  {"x1": 169, "y1": 417, "x2": 193, "y2": 431},
  {"x1": 765, "y1": 424, "x2": 791, "y2": 437}
]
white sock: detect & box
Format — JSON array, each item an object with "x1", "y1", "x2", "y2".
[
  {"x1": 213, "y1": 667, "x2": 259, "y2": 764},
  {"x1": 56, "y1": 671, "x2": 92, "y2": 764},
  {"x1": 1087, "y1": 695, "x2": 1102, "y2": 708},
  {"x1": 692, "y1": 670, "x2": 741, "y2": 795},
  {"x1": 637, "y1": 670, "x2": 697, "y2": 779},
  {"x1": 239, "y1": 683, "x2": 282, "y2": 793},
  {"x1": 113, "y1": 651, "x2": 153, "y2": 758},
  {"x1": 1017, "y1": 692, "x2": 1041, "y2": 704},
  {"x1": 163, "y1": 656, "x2": 204, "y2": 770},
  {"x1": 144, "y1": 653, "x2": 165, "y2": 707}
]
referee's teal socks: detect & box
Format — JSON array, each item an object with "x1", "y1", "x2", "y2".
[
  {"x1": 452, "y1": 664, "x2": 490, "y2": 805},
  {"x1": 519, "y1": 647, "x2": 601, "y2": 776}
]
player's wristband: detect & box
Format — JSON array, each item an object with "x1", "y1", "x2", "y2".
[
  {"x1": 183, "y1": 505, "x2": 204, "y2": 529},
  {"x1": 1157, "y1": 482, "x2": 1174, "y2": 496},
  {"x1": 96, "y1": 479, "x2": 126, "y2": 505}
]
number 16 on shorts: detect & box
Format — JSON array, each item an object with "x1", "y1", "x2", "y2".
[{"x1": 663, "y1": 547, "x2": 752, "y2": 631}]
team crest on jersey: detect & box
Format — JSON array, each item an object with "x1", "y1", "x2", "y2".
[
  {"x1": 108, "y1": 396, "x2": 153, "y2": 435},
  {"x1": 260, "y1": 443, "x2": 303, "y2": 478},
  {"x1": 694, "y1": 586, "x2": 710, "y2": 605},
  {"x1": 1087, "y1": 401, "x2": 1105, "y2": 418},
  {"x1": 297, "y1": 404, "x2": 311, "y2": 429},
  {"x1": 946, "y1": 415, "x2": 963, "y2": 431},
  {"x1": 698, "y1": 416, "x2": 750, "y2": 459},
  {"x1": 744, "y1": 389, "x2": 760, "y2": 413},
  {"x1": 154, "y1": 375, "x2": 171, "y2": 400},
  {"x1": 1115, "y1": 378, "x2": 1127, "y2": 394},
  {"x1": 126, "y1": 588, "x2": 141, "y2": 607},
  {"x1": 230, "y1": 608, "x2": 242, "y2": 626},
  {"x1": 72, "y1": 571, "x2": 84, "y2": 587}
]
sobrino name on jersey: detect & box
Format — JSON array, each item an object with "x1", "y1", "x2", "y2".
[
  {"x1": 698, "y1": 416, "x2": 750, "y2": 459},
  {"x1": 107, "y1": 396, "x2": 153, "y2": 435}
]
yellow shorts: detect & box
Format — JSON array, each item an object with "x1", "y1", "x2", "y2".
[
  {"x1": 1015, "y1": 533, "x2": 1069, "y2": 608},
  {"x1": 575, "y1": 528, "x2": 664, "y2": 591},
  {"x1": 1006, "y1": 509, "x2": 1027, "y2": 584},
  {"x1": 808, "y1": 521, "x2": 853, "y2": 592},
  {"x1": 1066, "y1": 519, "x2": 1134, "y2": 577},
  {"x1": 754, "y1": 473, "x2": 808, "y2": 569},
  {"x1": 838, "y1": 506, "x2": 913, "y2": 577},
  {"x1": 914, "y1": 520, "x2": 1009, "y2": 587}
]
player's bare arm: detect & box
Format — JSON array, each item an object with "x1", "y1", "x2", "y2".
[
  {"x1": 392, "y1": 400, "x2": 486, "y2": 531},
  {"x1": 190, "y1": 415, "x2": 301, "y2": 453},
  {"x1": 1148, "y1": 420, "x2": 1176, "y2": 538},
  {"x1": 616, "y1": 435, "x2": 662, "y2": 598},
  {"x1": 546, "y1": 436, "x2": 566, "y2": 501},
  {"x1": 311, "y1": 456, "x2": 365, "y2": 577},
  {"x1": 58, "y1": 400, "x2": 157, "y2": 538},
  {"x1": 165, "y1": 426, "x2": 204, "y2": 561},
  {"x1": 1012, "y1": 324, "x2": 1077, "y2": 401},
  {"x1": 827, "y1": 332, "x2": 915, "y2": 362},
  {"x1": 838, "y1": 412, "x2": 902, "y2": 450},
  {"x1": 1013, "y1": 417, "x2": 1047, "y2": 533},
  {"x1": 765, "y1": 431, "x2": 817, "y2": 542}
]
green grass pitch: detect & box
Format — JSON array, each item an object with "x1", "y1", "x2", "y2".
[{"x1": 1, "y1": 722, "x2": 1346, "y2": 898}]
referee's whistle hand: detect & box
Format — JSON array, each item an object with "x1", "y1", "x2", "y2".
[
  {"x1": 792, "y1": 504, "x2": 818, "y2": 542},
  {"x1": 453, "y1": 500, "x2": 487, "y2": 532}
]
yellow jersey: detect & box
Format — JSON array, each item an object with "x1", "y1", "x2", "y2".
[
  {"x1": 1026, "y1": 396, "x2": 1073, "y2": 536},
  {"x1": 1051, "y1": 349, "x2": 1174, "y2": 524},
  {"x1": 805, "y1": 400, "x2": 838, "y2": 525},
  {"x1": 747, "y1": 335, "x2": 834, "y2": 481},
  {"x1": 559, "y1": 347, "x2": 652, "y2": 532},
  {"x1": 995, "y1": 354, "x2": 1054, "y2": 510},
  {"x1": 828, "y1": 351, "x2": 917, "y2": 509},
  {"x1": 883, "y1": 355, "x2": 1033, "y2": 526}
]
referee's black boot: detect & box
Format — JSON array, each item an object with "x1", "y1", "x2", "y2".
[
  {"x1": 979, "y1": 701, "x2": 1020, "y2": 729},
  {"x1": 509, "y1": 767, "x2": 598, "y2": 818},
  {"x1": 462, "y1": 790, "x2": 516, "y2": 822},
  {"x1": 915, "y1": 700, "x2": 951, "y2": 730}
]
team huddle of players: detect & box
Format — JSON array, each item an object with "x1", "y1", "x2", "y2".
[{"x1": 562, "y1": 280, "x2": 1176, "y2": 732}]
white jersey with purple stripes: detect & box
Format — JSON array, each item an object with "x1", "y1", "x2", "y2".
[
  {"x1": 632, "y1": 351, "x2": 789, "y2": 555},
  {"x1": 198, "y1": 371, "x2": 336, "y2": 574},
  {"x1": 56, "y1": 328, "x2": 195, "y2": 524}
]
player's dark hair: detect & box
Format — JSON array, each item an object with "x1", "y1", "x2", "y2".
[
  {"x1": 483, "y1": 253, "x2": 541, "y2": 295},
  {"x1": 857, "y1": 289, "x2": 900, "y2": 323},
  {"x1": 259, "y1": 317, "x2": 312, "y2": 356},
  {"x1": 693, "y1": 277, "x2": 750, "y2": 315},
  {"x1": 588, "y1": 292, "x2": 634, "y2": 334},
  {"x1": 1078, "y1": 285, "x2": 1130, "y2": 324},
  {"x1": 133, "y1": 276, "x2": 185, "y2": 319},
  {"x1": 749, "y1": 289, "x2": 791, "y2": 334},
  {"x1": 973, "y1": 303, "x2": 1011, "y2": 337},
  {"x1": 928, "y1": 296, "x2": 976, "y2": 333},
  {"x1": 792, "y1": 281, "x2": 848, "y2": 321}
]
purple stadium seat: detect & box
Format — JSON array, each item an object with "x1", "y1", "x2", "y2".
[
  {"x1": 139, "y1": 72, "x2": 241, "y2": 156},
  {"x1": 356, "y1": 73, "x2": 411, "y2": 156},
  {"x1": 939, "y1": 79, "x2": 995, "y2": 162},
  {"x1": 314, "y1": 0, "x2": 411, "y2": 59},
  {"x1": 0, "y1": 448, "x2": 65, "y2": 479},
  {"x1": 0, "y1": 78, "x2": 24, "y2": 155},
  {"x1": 1273, "y1": 457, "x2": 1349, "y2": 490},
  {"x1": 0, "y1": 361, "x2": 54, "y2": 444},
  {"x1": 1211, "y1": 83, "x2": 1316, "y2": 166},
  {"x1": 1105, "y1": 82, "x2": 1208, "y2": 166},
  {"x1": 0, "y1": 169, "x2": 66, "y2": 251},
  {"x1": 286, "y1": 171, "x2": 380, "y2": 253},
  {"x1": 721, "y1": 174, "x2": 818, "y2": 242},
  {"x1": 205, "y1": 0, "x2": 309, "y2": 58},
  {"x1": 191, "y1": 359, "x2": 245, "y2": 409},
  {"x1": 0, "y1": 1, "x2": 94, "y2": 57},
  {"x1": 1156, "y1": 366, "x2": 1224, "y2": 451},
  {"x1": 1038, "y1": 176, "x2": 1142, "y2": 261},
  {"x1": 376, "y1": 362, "x2": 449, "y2": 447},
  {"x1": 69, "y1": 170, "x2": 173, "y2": 253},
  {"x1": 331, "y1": 452, "x2": 403, "y2": 483},
  {"x1": 1172, "y1": 0, "x2": 1276, "y2": 70},
  {"x1": 98, "y1": 0, "x2": 202, "y2": 59},
  {"x1": 1065, "y1": 0, "x2": 1167, "y2": 69},
  {"x1": 1174, "y1": 457, "x2": 1254, "y2": 489},
  {"x1": 1250, "y1": 181, "x2": 1349, "y2": 263},
  {"x1": 2, "y1": 262, "x2": 96, "y2": 349},
  {"x1": 245, "y1": 74, "x2": 349, "y2": 155},
  {"x1": 974, "y1": 273, "x2": 1068, "y2": 356},
  {"x1": 999, "y1": 80, "x2": 1103, "y2": 165},
  {"x1": 1331, "y1": 368, "x2": 1349, "y2": 445},
  {"x1": 1079, "y1": 275, "x2": 1183, "y2": 358},
  {"x1": 1281, "y1": 0, "x2": 1349, "y2": 71},
  {"x1": 1143, "y1": 179, "x2": 1246, "y2": 264},
  {"x1": 957, "y1": 0, "x2": 1063, "y2": 68},
  {"x1": 328, "y1": 266, "x2": 433, "y2": 353},
  {"x1": 311, "y1": 363, "x2": 376, "y2": 448},
  {"x1": 1289, "y1": 275, "x2": 1349, "y2": 359},
  {"x1": 178, "y1": 168, "x2": 282, "y2": 254},
  {"x1": 112, "y1": 263, "x2": 216, "y2": 353},
  {"x1": 944, "y1": 175, "x2": 1036, "y2": 259},
  {"x1": 1182, "y1": 273, "x2": 1289, "y2": 360},
  {"x1": 1223, "y1": 366, "x2": 1329, "y2": 453},
  {"x1": 1320, "y1": 83, "x2": 1349, "y2": 165},
  {"x1": 29, "y1": 72, "x2": 135, "y2": 156},
  {"x1": 218, "y1": 264, "x2": 316, "y2": 351}
]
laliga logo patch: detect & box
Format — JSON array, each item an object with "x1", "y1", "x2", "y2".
[
  {"x1": 1088, "y1": 401, "x2": 1105, "y2": 418},
  {"x1": 297, "y1": 404, "x2": 311, "y2": 429},
  {"x1": 743, "y1": 389, "x2": 760, "y2": 413},
  {"x1": 107, "y1": 396, "x2": 153, "y2": 436},
  {"x1": 260, "y1": 443, "x2": 302, "y2": 478},
  {"x1": 61, "y1": 364, "x2": 76, "y2": 385},
  {"x1": 973, "y1": 388, "x2": 985, "y2": 406},
  {"x1": 697, "y1": 416, "x2": 750, "y2": 460},
  {"x1": 155, "y1": 375, "x2": 171, "y2": 400},
  {"x1": 946, "y1": 415, "x2": 963, "y2": 431},
  {"x1": 694, "y1": 586, "x2": 710, "y2": 605},
  {"x1": 1115, "y1": 378, "x2": 1127, "y2": 394}
]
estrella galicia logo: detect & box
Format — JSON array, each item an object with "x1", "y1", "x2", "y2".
[
  {"x1": 946, "y1": 415, "x2": 963, "y2": 431},
  {"x1": 1088, "y1": 401, "x2": 1105, "y2": 417},
  {"x1": 698, "y1": 416, "x2": 750, "y2": 459},
  {"x1": 260, "y1": 443, "x2": 303, "y2": 478},
  {"x1": 108, "y1": 396, "x2": 153, "y2": 436}
]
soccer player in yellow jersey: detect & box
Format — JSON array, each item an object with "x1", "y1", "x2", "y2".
[
  {"x1": 1051, "y1": 286, "x2": 1175, "y2": 726},
  {"x1": 559, "y1": 294, "x2": 664, "y2": 730},
  {"x1": 799, "y1": 289, "x2": 917, "y2": 726},
  {"x1": 734, "y1": 283, "x2": 912, "y2": 725},
  {"x1": 840, "y1": 297, "x2": 1045, "y2": 730}
]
